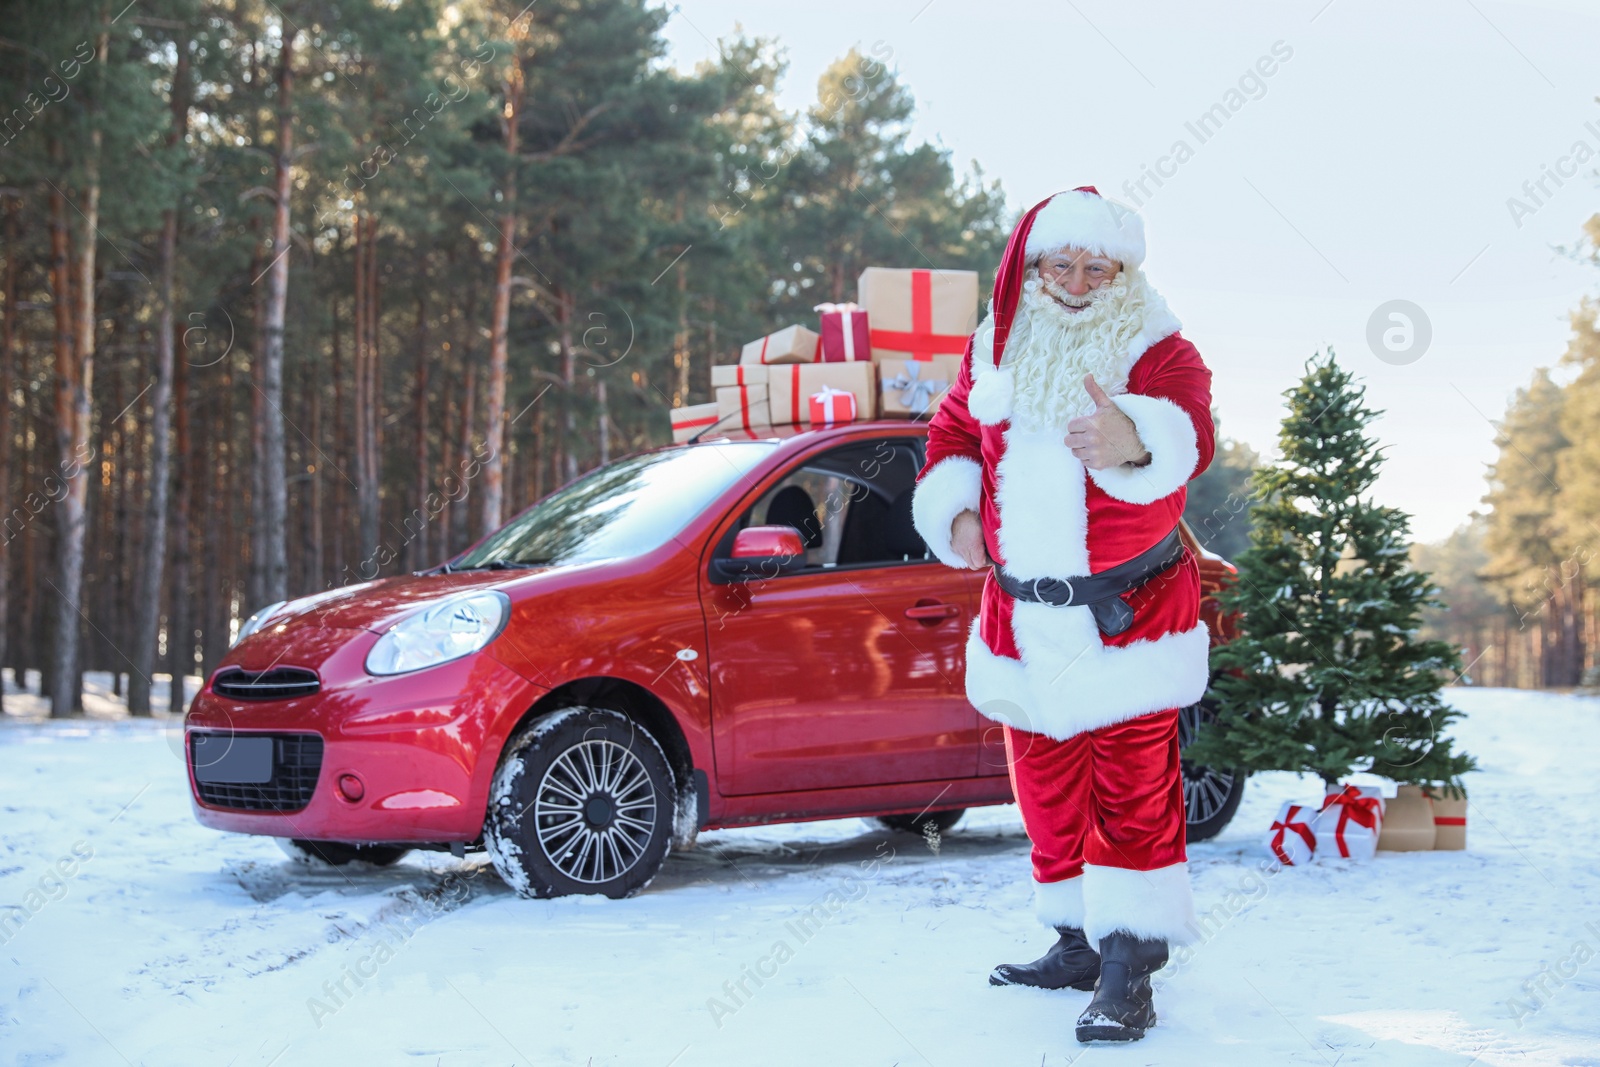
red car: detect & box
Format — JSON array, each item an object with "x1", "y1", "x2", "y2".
[{"x1": 186, "y1": 420, "x2": 1244, "y2": 898}]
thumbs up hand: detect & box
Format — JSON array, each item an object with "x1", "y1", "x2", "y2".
[{"x1": 1064, "y1": 374, "x2": 1151, "y2": 471}]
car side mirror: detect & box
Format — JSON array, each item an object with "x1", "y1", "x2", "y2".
[{"x1": 712, "y1": 525, "x2": 807, "y2": 583}]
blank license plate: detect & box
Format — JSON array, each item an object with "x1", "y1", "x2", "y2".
[{"x1": 192, "y1": 735, "x2": 274, "y2": 784}]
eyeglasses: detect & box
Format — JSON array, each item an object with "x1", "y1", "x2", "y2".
[{"x1": 1036, "y1": 254, "x2": 1116, "y2": 278}]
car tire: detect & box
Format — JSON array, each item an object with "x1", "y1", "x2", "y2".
[
  {"x1": 1178, "y1": 698, "x2": 1247, "y2": 843},
  {"x1": 871, "y1": 808, "x2": 966, "y2": 835},
  {"x1": 485, "y1": 706, "x2": 675, "y2": 900},
  {"x1": 276, "y1": 838, "x2": 412, "y2": 867}
]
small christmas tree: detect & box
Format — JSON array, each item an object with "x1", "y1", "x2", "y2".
[{"x1": 1185, "y1": 351, "x2": 1475, "y2": 788}]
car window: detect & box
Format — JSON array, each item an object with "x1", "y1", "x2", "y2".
[
  {"x1": 454, "y1": 442, "x2": 777, "y2": 568},
  {"x1": 732, "y1": 439, "x2": 931, "y2": 570}
]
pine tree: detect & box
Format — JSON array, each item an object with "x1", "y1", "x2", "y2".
[{"x1": 1184, "y1": 351, "x2": 1475, "y2": 788}]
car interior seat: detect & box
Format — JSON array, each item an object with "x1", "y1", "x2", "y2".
[{"x1": 764, "y1": 485, "x2": 824, "y2": 549}]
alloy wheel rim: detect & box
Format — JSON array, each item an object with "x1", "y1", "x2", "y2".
[
  {"x1": 534, "y1": 739, "x2": 657, "y2": 884},
  {"x1": 1177, "y1": 701, "x2": 1236, "y2": 825}
]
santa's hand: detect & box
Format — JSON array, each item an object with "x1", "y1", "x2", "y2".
[
  {"x1": 1065, "y1": 374, "x2": 1151, "y2": 470},
  {"x1": 950, "y1": 509, "x2": 991, "y2": 570}
]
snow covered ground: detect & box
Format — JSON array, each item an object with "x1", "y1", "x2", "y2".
[{"x1": 2, "y1": 678, "x2": 1597, "y2": 1066}]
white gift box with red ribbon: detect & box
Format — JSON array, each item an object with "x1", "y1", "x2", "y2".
[
  {"x1": 1263, "y1": 801, "x2": 1318, "y2": 866},
  {"x1": 1312, "y1": 784, "x2": 1386, "y2": 861},
  {"x1": 808, "y1": 385, "x2": 857, "y2": 427}
]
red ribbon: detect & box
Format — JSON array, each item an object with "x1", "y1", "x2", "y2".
[
  {"x1": 787, "y1": 365, "x2": 802, "y2": 424},
  {"x1": 1269, "y1": 804, "x2": 1316, "y2": 865},
  {"x1": 869, "y1": 269, "x2": 968, "y2": 361},
  {"x1": 1434, "y1": 816, "x2": 1466, "y2": 826},
  {"x1": 732, "y1": 385, "x2": 759, "y2": 432},
  {"x1": 673, "y1": 411, "x2": 717, "y2": 431},
  {"x1": 1320, "y1": 786, "x2": 1381, "y2": 858}
]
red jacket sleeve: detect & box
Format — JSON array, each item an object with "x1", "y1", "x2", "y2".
[{"x1": 911, "y1": 340, "x2": 985, "y2": 568}]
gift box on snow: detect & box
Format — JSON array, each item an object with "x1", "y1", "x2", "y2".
[
  {"x1": 1312, "y1": 784, "x2": 1386, "y2": 861},
  {"x1": 857, "y1": 267, "x2": 978, "y2": 363},
  {"x1": 711, "y1": 363, "x2": 769, "y2": 389},
  {"x1": 1375, "y1": 784, "x2": 1436, "y2": 852},
  {"x1": 740, "y1": 324, "x2": 821, "y2": 366},
  {"x1": 1424, "y1": 784, "x2": 1468, "y2": 850},
  {"x1": 814, "y1": 302, "x2": 872, "y2": 363},
  {"x1": 878, "y1": 355, "x2": 961, "y2": 419},
  {"x1": 669, "y1": 401, "x2": 719, "y2": 443},
  {"x1": 1263, "y1": 801, "x2": 1317, "y2": 866},
  {"x1": 715, "y1": 384, "x2": 770, "y2": 433},
  {"x1": 768, "y1": 362, "x2": 876, "y2": 426}
]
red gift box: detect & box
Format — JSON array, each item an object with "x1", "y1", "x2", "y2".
[
  {"x1": 808, "y1": 385, "x2": 857, "y2": 428},
  {"x1": 814, "y1": 302, "x2": 872, "y2": 363}
]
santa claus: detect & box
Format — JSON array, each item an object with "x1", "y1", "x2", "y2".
[{"x1": 911, "y1": 187, "x2": 1213, "y2": 1043}]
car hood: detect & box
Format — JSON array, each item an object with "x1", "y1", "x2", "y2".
[{"x1": 267, "y1": 570, "x2": 546, "y2": 634}]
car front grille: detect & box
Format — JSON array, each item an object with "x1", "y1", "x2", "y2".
[
  {"x1": 191, "y1": 733, "x2": 324, "y2": 812},
  {"x1": 213, "y1": 666, "x2": 320, "y2": 701}
]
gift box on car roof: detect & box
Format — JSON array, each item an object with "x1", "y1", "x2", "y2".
[{"x1": 857, "y1": 267, "x2": 979, "y2": 364}]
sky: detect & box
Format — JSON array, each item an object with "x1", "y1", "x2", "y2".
[{"x1": 659, "y1": 0, "x2": 1600, "y2": 542}]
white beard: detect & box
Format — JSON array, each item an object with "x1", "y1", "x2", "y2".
[{"x1": 1000, "y1": 268, "x2": 1160, "y2": 433}]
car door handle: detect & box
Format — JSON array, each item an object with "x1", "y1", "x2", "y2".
[{"x1": 904, "y1": 601, "x2": 961, "y2": 622}]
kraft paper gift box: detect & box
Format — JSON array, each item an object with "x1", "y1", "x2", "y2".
[
  {"x1": 740, "y1": 324, "x2": 821, "y2": 366},
  {"x1": 711, "y1": 363, "x2": 769, "y2": 389},
  {"x1": 669, "y1": 401, "x2": 719, "y2": 443},
  {"x1": 767, "y1": 362, "x2": 876, "y2": 426},
  {"x1": 856, "y1": 267, "x2": 978, "y2": 363},
  {"x1": 814, "y1": 302, "x2": 873, "y2": 363},
  {"x1": 1376, "y1": 784, "x2": 1437, "y2": 852},
  {"x1": 1424, "y1": 785, "x2": 1468, "y2": 850},
  {"x1": 1264, "y1": 800, "x2": 1317, "y2": 866},
  {"x1": 878, "y1": 355, "x2": 962, "y2": 418},
  {"x1": 715, "y1": 383, "x2": 771, "y2": 434},
  {"x1": 1312, "y1": 784, "x2": 1386, "y2": 861}
]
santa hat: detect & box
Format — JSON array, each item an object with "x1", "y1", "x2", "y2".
[{"x1": 982, "y1": 186, "x2": 1145, "y2": 371}]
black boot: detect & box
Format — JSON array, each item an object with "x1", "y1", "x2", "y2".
[
  {"x1": 1074, "y1": 932, "x2": 1168, "y2": 1042},
  {"x1": 989, "y1": 926, "x2": 1100, "y2": 991}
]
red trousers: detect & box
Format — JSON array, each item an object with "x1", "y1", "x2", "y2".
[{"x1": 1004, "y1": 707, "x2": 1196, "y2": 945}]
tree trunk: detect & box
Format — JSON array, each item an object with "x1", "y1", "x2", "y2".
[
  {"x1": 128, "y1": 202, "x2": 183, "y2": 713},
  {"x1": 481, "y1": 51, "x2": 522, "y2": 533},
  {"x1": 165, "y1": 335, "x2": 192, "y2": 709},
  {"x1": 559, "y1": 289, "x2": 577, "y2": 483},
  {"x1": 412, "y1": 291, "x2": 429, "y2": 569},
  {"x1": 49, "y1": 129, "x2": 97, "y2": 717},
  {"x1": 255, "y1": 21, "x2": 296, "y2": 607},
  {"x1": 0, "y1": 195, "x2": 16, "y2": 713}
]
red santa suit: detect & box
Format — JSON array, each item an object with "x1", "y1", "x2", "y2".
[{"x1": 912, "y1": 188, "x2": 1214, "y2": 948}]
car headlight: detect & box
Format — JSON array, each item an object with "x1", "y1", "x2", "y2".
[
  {"x1": 365, "y1": 591, "x2": 510, "y2": 676},
  {"x1": 233, "y1": 601, "x2": 287, "y2": 647}
]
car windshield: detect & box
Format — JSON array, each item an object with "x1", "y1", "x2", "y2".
[{"x1": 450, "y1": 443, "x2": 777, "y2": 569}]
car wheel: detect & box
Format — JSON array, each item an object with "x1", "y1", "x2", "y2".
[
  {"x1": 485, "y1": 706, "x2": 674, "y2": 900},
  {"x1": 276, "y1": 838, "x2": 412, "y2": 867},
  {"x1": 871, "y1": 808, "x2": 966, "y2": 835},
  {"x1": 1178, "y1": 699, "x2": 1247, "y2": 842}
]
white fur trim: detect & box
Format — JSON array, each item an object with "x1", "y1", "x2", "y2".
[
  {"x1": 1082, "y1": 862, "x2": 1196, "y2": 946},
  {"x1": 1033, "y1": 875, "x2": 1086, "y2": 929},
  {"x1": 1026, "y1": 190, "x2": 1146, "y2": 270},
  {"x1": 994, "y1": 428, "x2": 1090, "y2": 579},
  {"x1": 1086, "y1": 393, "x2": 1200, "y2": 505},
  {"x1": 965, "y1": 616, "x2": 1210, "y2": 741},
  {"x1": 967, "y1": 351, "x2": 1012, "y2": 425},
  {"x1": 911, "y1": 456, "x2": 982, "y2": 569},
  {"x1": 1125, "y1": 294, "x2": 1182, "y2": 366}
]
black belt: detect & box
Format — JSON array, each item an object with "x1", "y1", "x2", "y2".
[{"x1": 992, "y1": 526, "x2": 1187, "y2": 637}]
